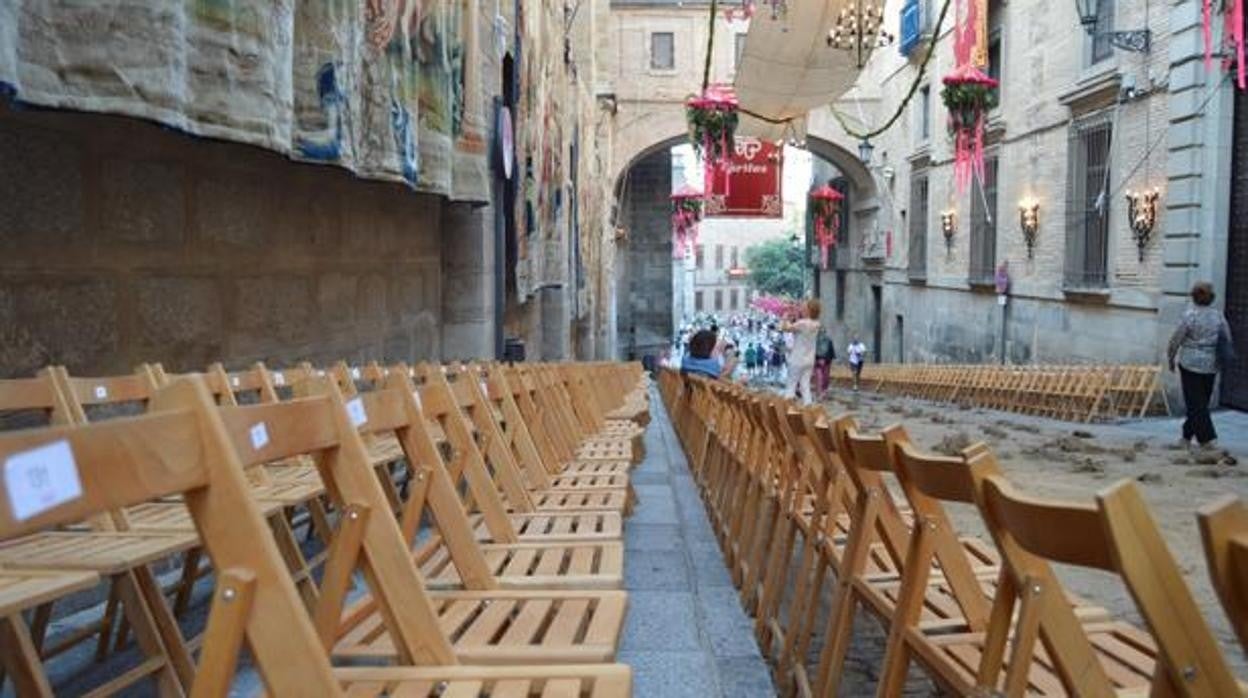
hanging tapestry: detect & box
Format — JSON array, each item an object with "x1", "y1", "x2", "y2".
[{"x1": 0, "y1": 0, "x2": 487, "y2": 202}]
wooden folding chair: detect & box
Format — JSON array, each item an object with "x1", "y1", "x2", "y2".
[
  {"x1": 876, "y1": 432, "x2": 1109, "y2": 696},
  {"x1": 964, "y1": 453, "x2": 1241, "y2": 696},
  {"x1": 0, "y1": 369, "x2": 196, "y2": 695},
  {"x1": 463, "y1": 362, "x2": 633, "y2": 490},
  {"x1": 811, "y1": 416, "x2": 999, "y2": 697},
  {"x1": 494, "y1": 365, "x2": 635, "y2": 477},
  {"x1": 0, "y1": 375, "x2": 631, "y2": 697},
  {"x1": 341, "y1": 372, "x2": 625, "y2": 590},
  {"x1": 1198, "y1": 496, "x2": 1248, "y2": 655}
]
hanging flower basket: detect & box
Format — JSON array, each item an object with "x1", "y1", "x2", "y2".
[
  {"x1": 686, "y1": 85, "x2": 740, "y2": 176},
  {"x1": 809, "y1": 184, "x2": 844, "y2": 270},
  {"x1": 670, "y1": 185, "x2": 705, "y2": 259},
  {"x1": 941, "y1": 64, "x2": 998, "y2": 193},
  {"x1": 1204, "y1": 0, "x2": 1246, "y2": 90}
]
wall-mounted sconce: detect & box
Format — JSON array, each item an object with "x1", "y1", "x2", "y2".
[
  {"x1": 940, "y1": 210, "x2": 957, "y2": 251},
  {"x1": 1125, "y1": 188, "x2": 1160, "y2": 262},
  {"x1": 1018, "y1": 199, "x2": 1040, "y2": 259}
]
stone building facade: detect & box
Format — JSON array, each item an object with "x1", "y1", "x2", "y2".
[
  {"x1": 813, "y1": 0, "x2": 1241, "y2": 404},
  {"x1": 0, "y1": 1, "x2": 624, "y2": 376}
]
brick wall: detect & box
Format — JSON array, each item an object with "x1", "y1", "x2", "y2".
[{"x1": 0, "y1": 105, "x2": 445, "y2": 378}]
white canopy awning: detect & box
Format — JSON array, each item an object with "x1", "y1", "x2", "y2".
[{"x1": 732, "y1": 1, "x2": 871, "y2": 141}]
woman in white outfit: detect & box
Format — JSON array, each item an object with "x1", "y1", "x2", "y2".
[{"x1": 781, "y1": 299, "x2": 822, "y2": 405}]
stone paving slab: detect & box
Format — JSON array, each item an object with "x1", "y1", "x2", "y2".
[{"x1": 619, "y1": 387, "x2": 777, "y2": 696}]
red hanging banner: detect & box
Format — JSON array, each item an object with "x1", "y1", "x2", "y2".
[{"x1": 704, "y1": 137, "x2": 784, "y2": 219}]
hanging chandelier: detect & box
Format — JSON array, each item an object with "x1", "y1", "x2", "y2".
[{"x1": 827, "y1": 2, "x2": 896, "y2": 68}]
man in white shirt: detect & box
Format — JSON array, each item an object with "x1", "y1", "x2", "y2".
[{"x1": 847, "y1": 334, "x2": 867, "y2": 391}]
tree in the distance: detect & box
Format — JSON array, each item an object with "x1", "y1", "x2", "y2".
[{"x1": 744, "y1": 238, "x2": 805, "y2": 298}]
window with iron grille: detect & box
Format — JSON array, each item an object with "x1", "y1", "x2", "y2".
[
  {"x1": 908, "y1": 170, "x2": 929, "y2": 280},
  {"x1": 730, "y1": 288, "x2": 740, "y2": 310},
  {"x1": 1090, "y1": 0, "x2": 1114, "y2": 65},
  {"x1": 715, "y1": 245, "x2": 724, "y2": 270},
  {"x1": 1065, "y1": 114, "x2": 1113, "y2": 289},
  {"x1": 714, "y1": 289, "x2": 724, "y2": 311},
  {"x1": 651, "y1": 32, "x2": 675, "y2": 70},
  {"x1": 695, "y1": 291, "x2": 704, "y2": 311},
  {"x1": 969, "y1": 155, "x2": 999, "y2": 284},
  {"x1": 731, "y1": 246, "x2": 739, "y2": 269}
]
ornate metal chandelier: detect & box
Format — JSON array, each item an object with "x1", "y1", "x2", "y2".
[{"x1": 827, "y1": 1, "x2": 896, "y2": 68}]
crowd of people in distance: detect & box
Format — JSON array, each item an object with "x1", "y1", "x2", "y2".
[{"x1": 665, "y1": 302, "x2": 870, "y2": 405}]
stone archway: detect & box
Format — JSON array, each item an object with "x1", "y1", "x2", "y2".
[{"x1": 609, "y1": 123, "x2": 882, "y2": 361}]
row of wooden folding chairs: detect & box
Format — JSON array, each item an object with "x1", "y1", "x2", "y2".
[
  {"x1": 0, "y1": 360, "x2": 648, "y2": 696},
  {"x1": 658, "y1": 367, "x2": 1245, "y2": 697},
  {"x1": 826, "y1": 363, "x2": 1169, "y2": 422}
]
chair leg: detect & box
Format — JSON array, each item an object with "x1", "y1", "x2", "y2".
[
  {"x1": 133, "y1": 566, "x2": 196, "y2": 691},
  {"x1": 173, "y1": 547, "x2": 205, "y2": 616},
  {"x1": 114, "y1": 570, "x2": 188, "y2": 697},
  {"x1": 0, "y1": 615, "x2": 53, "y2": 698}
]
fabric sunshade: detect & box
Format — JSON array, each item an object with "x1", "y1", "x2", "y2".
[{"x1": 732, "y1": 0, "x2": 870, "y2": 141}]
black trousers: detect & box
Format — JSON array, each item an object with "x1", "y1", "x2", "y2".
[{"x1": 1180, "y1": 367, "x2": 1218, "y2": 444}]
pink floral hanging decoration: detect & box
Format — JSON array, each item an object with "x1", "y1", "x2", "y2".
[
  {"x1": 686, "y1": 84, "x2": 740, "y2": 195},
  {"x1": 809, "y1": 184, "x2": 844, "y2": 270},
  {"x1": 941, "y1": 0, "x2": 997, "y2": 194},
  {"x1": 722, "y1": 0, "x2": 756, "y2": 22},
  {"x1": 1204, "y1": 0, "x2": 1246, "y2": 89},
  {"x1": 670, "y1": 185, "x2": 705, "y2": 259}
]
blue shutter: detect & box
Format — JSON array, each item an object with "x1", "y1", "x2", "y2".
[{"x1": 899, "y1": 0, "x2": 922, "y2": 56}]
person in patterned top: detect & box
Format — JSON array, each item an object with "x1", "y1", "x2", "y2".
[{"x1": 1167, "y1": 282, "x2": 1235, "y2": 449}]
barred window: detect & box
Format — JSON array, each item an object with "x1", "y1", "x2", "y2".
[
  {"x1": 695, "y1": 291, "x2": 704, "y2": 311},
  {"x1": 969, "y1": 155, "x2": 999, "y2": 284},
  {"x1": 1065, "y1": 115, "x2": 1113, "y2": 289}
]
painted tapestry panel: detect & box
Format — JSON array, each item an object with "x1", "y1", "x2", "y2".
[{"x1": 0, "y1": 0, "x2": 487, "y2": 201}]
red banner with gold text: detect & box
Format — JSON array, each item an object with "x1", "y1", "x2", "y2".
[{"x1": 704, "y1": 137, "x2": 784, "y2": 219}]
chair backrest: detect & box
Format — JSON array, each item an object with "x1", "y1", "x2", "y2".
[
  {"x1": 970, "y1": 452, "x2": 1239, "y2": 696},
  {"x1": 1198, "y1": 496, "x2": 1248, "y2": 655},
  {"x1": 0, "y1": 376, "x2": 346, "y2": 695},
  {"x1": 0, "y1": 369, "x2": 76, "y2": 427}
]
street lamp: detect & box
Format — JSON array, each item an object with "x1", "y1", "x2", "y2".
[
  {"x1": 858, "y1": 138, "x2": 875, "y2": 165},
  {"x1": 1073, "y1": 0, "x2": 1150, "y2": 53}
]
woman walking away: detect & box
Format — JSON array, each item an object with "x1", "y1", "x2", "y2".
[
  {"x1": 847, "y1": 334, "x2": 867, "y2": 392},
  {"x1": 1168, "y1": 282, "x2": 1236, "y2": 450},
  {"x1": 782, "y1": 299, "x2": 823, "y2": 406}
]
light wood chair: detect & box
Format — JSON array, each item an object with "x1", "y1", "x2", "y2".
[
  {"x1": 0, "y1": 375, "x2": 632, "y2": 697},
  {"x1": 965, "y1": 450, "x2": 1240, "y2": 696},
  {"x1": 1198, "y1": 496, "x2": 1248, "y2": 655},
  {"x1": 343, "y1": 372, "x2": 625, "y2": 590},
  {"x1": 0, "y1": 369, "x2": 196, "y2": 695}
]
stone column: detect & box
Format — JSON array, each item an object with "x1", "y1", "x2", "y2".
[
  {"x1": 1162, "y1": 0, "x2": 1236, "y2": 394},
  {"x1": 441, "y1": 200, "x2": 498, "y2": 360}
]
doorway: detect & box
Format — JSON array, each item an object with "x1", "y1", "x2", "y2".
[
  {"x1": 895, "y1": 314, "x2": 905, "y2": 363},
  {"x1": 1225, "y1": 74, "x2": 1248, "y2": 409},
  {"x1": 872, "y1": 285, "x2": 883, "y2": 363}
]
